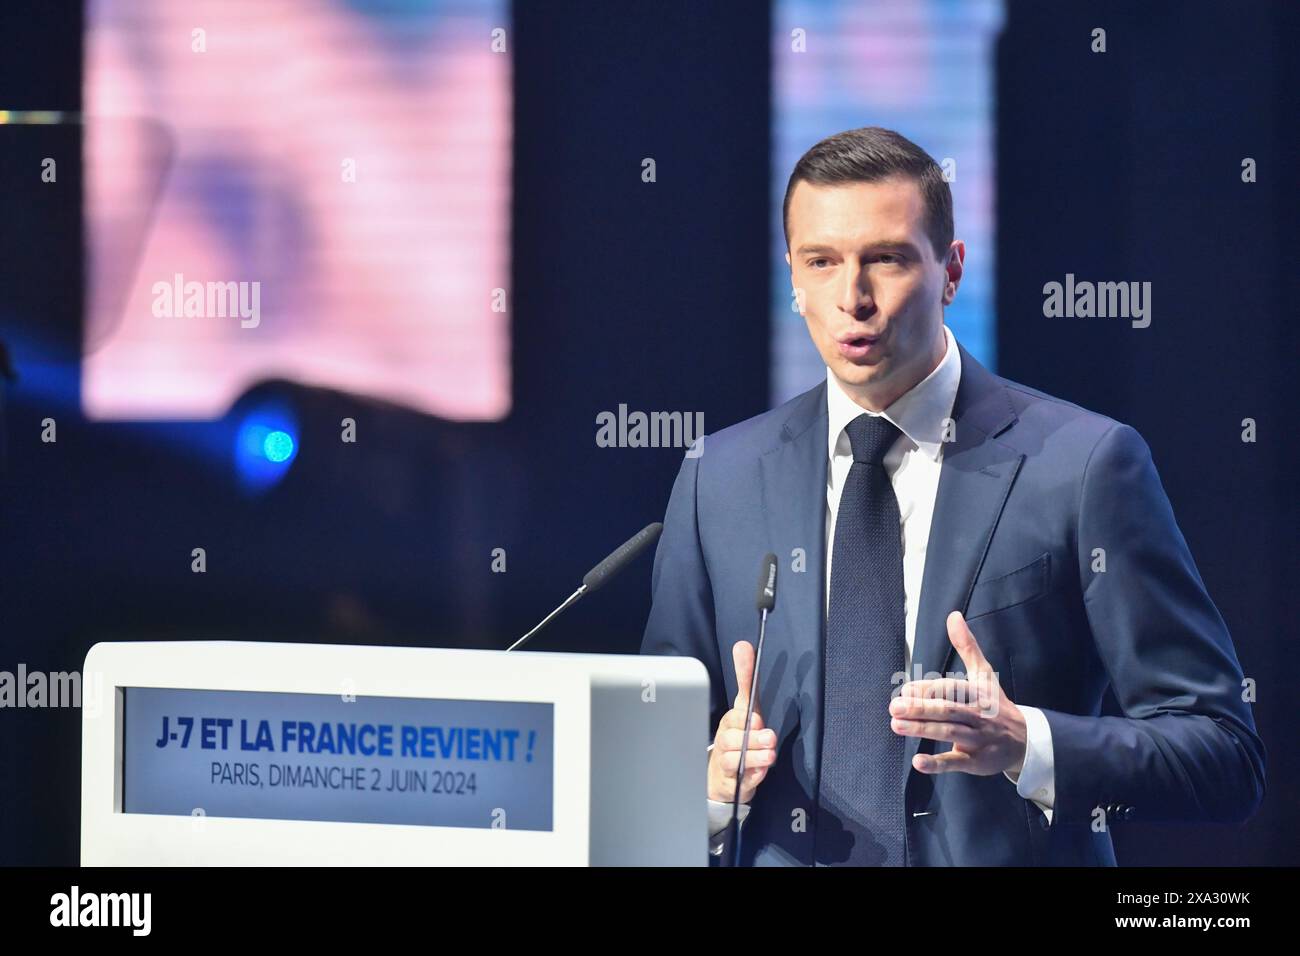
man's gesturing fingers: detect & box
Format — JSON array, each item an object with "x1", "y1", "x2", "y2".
[
  {"x1": 706, "y1": 641, "x2": 777, "y2": 803},
  {"x1": 717, "y1": 725, "x2": 776, "y2": 749},
  {"x1": 889, "y1": 695, "x2": 985, "y2": 727},
  {"x1": 716, "y1": 746, "x2": 778, "y2": 773},
  {"x1": 946, "y1": 611, "x2": 991, "y2": 673},
  {"x1": 731, "y1": 640, "x2": 761, "y2": 718},
  {"x1": 709, "y1": 717, "x2": 777, "y2": 799},
  {"x1": 945, "y1": 611, "x2": 1000, "y2": 707},
  {"x1": 912, "y1": 750, "x2": 977, "y2": 775}
]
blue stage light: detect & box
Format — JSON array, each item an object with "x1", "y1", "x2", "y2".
[
  {"x1": 234, "y1": 404, "x2": 298, "y2": 492},
  {"x1": 263, "y1": 430, "x2": 295, "y2": 463}
]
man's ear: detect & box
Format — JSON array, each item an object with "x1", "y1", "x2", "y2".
[
  {"x1": 786, "y1": 251, "x2": 805, "y2": 315},
  {"x1": 942, "y1": 240, "x2": 966, "y2": 306}
]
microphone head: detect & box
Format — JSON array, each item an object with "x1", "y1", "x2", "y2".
[
  {"x1": 581, "y1": 522, "x2": 663, "y2": 594},
  {"x1": 756, "y1": 552, "x2": 778, "y2": 611}
]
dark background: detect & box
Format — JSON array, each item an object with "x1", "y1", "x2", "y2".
[{"x1": 0, "y1": 0, "x2": 1295, "y2": 865}]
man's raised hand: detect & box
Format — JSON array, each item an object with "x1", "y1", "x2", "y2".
[
  {"x1": 889, "y1": 611, "x2": 1029, "y2": 777},
  {"x1": 707, "y1": 640, "x2": 778, "y2": 803}
]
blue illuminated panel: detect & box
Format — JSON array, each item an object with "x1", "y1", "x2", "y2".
[
  {"x1": 123, "y1": 687, "x2": 554, "y2": 831},
  {"x1": 772, "y1": 0, "x2": 1004, "y2": 403}
]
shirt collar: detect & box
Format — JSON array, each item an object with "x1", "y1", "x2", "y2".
[{"x1": 825, "y1": 324, "x2": 962, "y2": 463}]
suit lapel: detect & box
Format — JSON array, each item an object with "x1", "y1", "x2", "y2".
[
  {"x1": 755, "y1": 351, "x2": 1023, "y2": 790},
  {"x1": 906, "y1": 344, "x2": 1023, "y2": 771},
  {"x1": 757, "y1": 382, "x2": 828, "y2": 788}
]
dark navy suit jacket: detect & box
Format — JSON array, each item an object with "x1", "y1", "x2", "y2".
[{"x1": 640, "y1": 341, "x2": 1265, "y2": 866}]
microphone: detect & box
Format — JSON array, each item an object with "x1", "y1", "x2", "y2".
[
  {"x1": 505, "y1": 522, "x2": 663, "y2": 652},
  {"x1": 730, "y1": 552, "x2": 777, "y2": 867}
]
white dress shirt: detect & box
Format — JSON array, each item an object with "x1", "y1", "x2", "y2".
[{"x1": 708, "y1": 326, "x2": 1055, "y2": 851}]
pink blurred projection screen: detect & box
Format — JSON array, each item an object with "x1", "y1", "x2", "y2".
[{"x1": 84, "y1": 0, "x2": 512, "y2": 421}]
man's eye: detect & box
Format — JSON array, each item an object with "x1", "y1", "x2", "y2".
[
  {"x1": 809, "y1": 259, "x2": 830, "y2": 269},
  {"x1": 876, "y1": 253, "x2": 900, "y2": 264}
]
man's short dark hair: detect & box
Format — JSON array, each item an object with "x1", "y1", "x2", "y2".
[{"x1": 782, "y1": 126, "x2": 953, "y2": 260}]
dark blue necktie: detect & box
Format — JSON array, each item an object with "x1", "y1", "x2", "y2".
[{"x1": 815, "y1": 412, "x2": 907, "y2": 866}]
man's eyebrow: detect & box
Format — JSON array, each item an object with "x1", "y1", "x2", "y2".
[
  {"x1": 794, "y1": 240, "x2": 922, "y2": 256},
  {"x1": 870, "y1": 239, "x2": 922, "y2": 253}
]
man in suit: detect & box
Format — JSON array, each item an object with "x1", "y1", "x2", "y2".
[{"x1": 640, "y1": 127, "x2": 1265, "y2": 866}]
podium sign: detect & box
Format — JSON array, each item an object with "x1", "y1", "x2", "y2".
[{"x1": 82, "y1": 641, "x2": 709, "y2": 865}]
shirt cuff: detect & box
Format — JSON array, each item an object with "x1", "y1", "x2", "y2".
[
  {"x1": 707, "y1": 798, "x2": 751, "y2": 854},
  {"x1": 1003, "y1": 705, "x2": 1055, "y2": 825}
]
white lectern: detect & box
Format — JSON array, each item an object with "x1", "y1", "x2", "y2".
[{"x1": 81, "y1": 641, "x2": 709, "y2": 866}]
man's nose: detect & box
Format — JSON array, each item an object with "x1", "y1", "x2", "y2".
[{"x1": 838, "y1": 262, "x2": 873, "y2": 316}]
